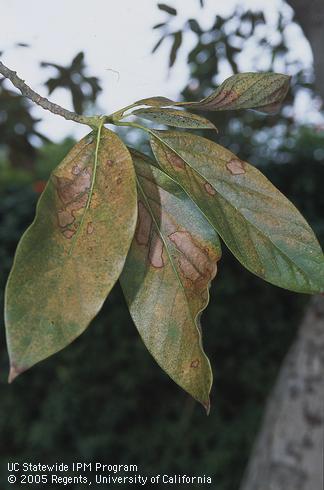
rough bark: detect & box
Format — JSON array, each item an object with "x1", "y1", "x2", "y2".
[
  {"x1": 240, "y1": 295, "x2": 324, "y2": 490},
  {"x1": 286, "y1": 0, "x2": 324, "y2": 102}
]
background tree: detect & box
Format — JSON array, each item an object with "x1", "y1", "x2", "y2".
[{"x1": 286, "y1": 0, "x2": 324, "y2": 101}]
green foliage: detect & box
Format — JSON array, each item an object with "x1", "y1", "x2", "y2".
[
  {"x1": 1, "y1": 127, "x2": 322, "y2": 490},
  {"x1": 4, "y1": 72, "x2": 324, "y2": 411},
  {"x1": 157, "y1": 3, "x2": 177, "y2": 16},
  {"x1": 41, "y1": 52, "x2": 102, "y2": 114},
  {"x1": 0, "y1": 51, "x2": 101, "y2": 171},
  {"x1": 0, "y1": 79, "x2": 46, "y2": 169}
]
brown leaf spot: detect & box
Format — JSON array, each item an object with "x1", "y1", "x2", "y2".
[
  {"x1": 136, "y1": 201, "x2": 152, "y2": 246},
  {"x1": 190, "y1": 359, "x2": 200, "y2": 368},
  {"x1": 204, "y1": 183, "x2": 216, "y2": 195},
  {"x1": 55, "y1": 167, "x2": 91, "y2": 204},
  {"x1": 149, "y1": 231, "x2": 164, "y2": 268},
  {"x1": 90, "y1": 191, "x2": 100, "y2": 209},
  {"x1": 87, "y1": 222, "x2": 94, "y2": 234},
  {"x1": 116, "y1": 177, "x2": 122, "y2": 185},
  {"x1": 204, "y1": 89, "x2": 239, "y2": 109},
  {"x1": 72, "y1": 165, "x2": 81, "y2": 175},
  {"x1": 165, "y1": 150, "x2": 185, "y2": 170},
  {"x1": 219, "y1": 89, "x2": 239, "y2": 106},
  {"x1": 63, "y1": 229, "x2": 76, "y2": 239},
  {"x1": 169, "y1": 231, "x2": 217, "y2": 284},
  {"x1": 106, "y1": 159, "x2": 114, "y2": 166},
  {"x1": 212, "y1": 90, "x2": 240, "y2": 107},
  {"x1": 226, "y1": 158, "x2": 245, "y2": 175},
  {"x1": 58, "y1": 210, "x2": 75, "y2": 228},
  {"x1": 57, "y1": 193, "x2": 88, "y2": 234}
]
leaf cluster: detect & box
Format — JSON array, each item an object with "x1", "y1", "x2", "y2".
[{"x1": 4, "y1": 72, "x2": 324, "y2": 411}]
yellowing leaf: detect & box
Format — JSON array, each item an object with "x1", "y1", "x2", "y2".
[
  {"x1": 177, "y1": 72, "x2": 291, "y2": 113},
  {"x1": 151, "y1": 131, "x2": 324, "y2": 293},
  {"x1": 132, "y1": 107, "x2": 217, "y2": 130},
  {"x1": 120, "y1": 150, "x2": 222, "y2": 410},
  {"x1": 5, "y1": 128, "x2": 137, "y2": 381}
]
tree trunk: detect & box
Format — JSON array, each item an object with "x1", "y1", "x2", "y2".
[
  {"x1": 286, "y1": 0, "x2": 324, "y2": 102},
  {"x1": 240, "y1": 295, "x2": 324, "y2": 490}
]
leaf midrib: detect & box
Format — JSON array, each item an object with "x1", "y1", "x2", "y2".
[
  {"x1": 135, "y1": 174, "x2": 212, "y2": 372},
  {"x1": 68, "y1": 122, "x2": 104, "y2": 256}
]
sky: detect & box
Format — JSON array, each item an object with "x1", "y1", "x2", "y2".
[{"x1": 0, "y1": 0, "x2": 321, "y2": 142}]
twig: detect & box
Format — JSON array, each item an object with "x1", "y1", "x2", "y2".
[{"x1": 0, "y1": 60, "x2": 98, "y2": 127}]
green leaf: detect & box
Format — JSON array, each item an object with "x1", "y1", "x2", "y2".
[
  {"x1": 120, "y1": 150, "x2": 222, "y2": 410},
  {"x1": 169, "y1": 31, "x2": 182, "y2": 68},
  {"x1": 153, "y1": 22, "x2": 166, "y2": 29},
  {"x1": 152, "y1": 36, "x2": 167, "y2": 54},
  {"x1": 158, "y1": 3, "x2": 177, "y2": 15},
  {"x1": 150, "y1": 131, "x2": 324, "y2": 294},
  {"x1": 188, "y1": 19, "x2": 202, "y2": 34},
  {"x1": 132, "y1": 107, "x2": 217, "y2": 130},
  {"x1": 5, "y1": 128, "x2": 137, "y2": 382},
  {"x1": 177, "y1": 72, "x2": 291, "y2": 113}
]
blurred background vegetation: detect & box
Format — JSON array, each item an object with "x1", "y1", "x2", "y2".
[{"x1": 1, "y1": 1, "x2": 323, "y2": 489}]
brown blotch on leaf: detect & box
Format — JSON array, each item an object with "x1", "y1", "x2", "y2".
[
  {"x1": 211, "y1": 89, "x2": 239, "y2": 109},
  {"x1": 165, "y1": 150, "x2": 185, "y2": 170},
  {"x1": 72, "y1": 165, "x2": 81, "y2": 175},
  {"x1": 87, "y1": 222, "x2": 94, "y2": 234},
  {"x1": 106, "y1": 159, "x2": 114, "y2": 166},
  {"x1": 63, "y1": 229, "x2": 76, "y2": 239},
  {"x1": 57, "y1": 193, "x2": 88, "y2": 235},
  {"x1": 136, "y1": 201, "x2": 152, "y2": 246},
  {"x1": 58, "y1": 209, "x2": 75, "y2": 228},
  {"x1": 149, "y1": 231, "x2": 165, "y2": 268},
  {"x1": 226, "y1": 158, "x2": 246, "y2": 175},
  {"x1": 55, "y1": 167, "x2": 91, "y2": 204},
  {"x1": 204, "y1": 183, "x2": 216, "y2": 196},
  {"x1": 169, "y1": 231, "x2": 217, "y2": 285},
  {"x1": 190, "y1": 359, "x2": 200, "y2": 368}
]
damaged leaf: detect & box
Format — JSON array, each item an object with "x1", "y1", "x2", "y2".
[
  {"x1": 177, "y1": 72, "x2": 291, "y2": 113},
  {"x1": 151, "y1": 131, "x2": 324, "y2": 293},
  {"x1": 5, "y1": 128, "x2": 137, "y2": 381},
  {"x1": 134, "y1": 96, "x2": 176, "y2": 107},
  {"x1": 120, "y1": 150, "x2": 221, "y2": 409},
  {"x1": 132, "y1": 107, "x2": 217, "y2": 130}
]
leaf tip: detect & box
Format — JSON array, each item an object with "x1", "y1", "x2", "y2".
[
  {"x1": 8, "y1": 364, "x2": 23, "y2": 384},
  {"x1": 202, "y1": 398, "x2": 211, "y2": 416}
]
